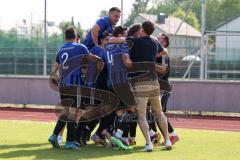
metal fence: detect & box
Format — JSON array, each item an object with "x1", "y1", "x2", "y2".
[
  {"x1": 0, "y1": 47, "x2": 57, "y2": 75},
  {"x1": 1, "y1": 41, "x2": 240, "y2": 80},
  {"x1": 205, "y1": 33, "x2": 240, "y2": 80}
]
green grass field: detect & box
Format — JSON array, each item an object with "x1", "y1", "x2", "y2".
[{"x1": 0, "y1": 120, "x2": 239, "y2": 160}]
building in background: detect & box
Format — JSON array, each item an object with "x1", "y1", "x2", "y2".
[
  {"x1": 134, "y1": 13, "x2": 201, "y2": 58},
  {"x1": 215, "y1": 14, "x2": 240, "y2": 61},
  {"x1": 11, "y1": 19, "x2": 61, "y2": 39}
]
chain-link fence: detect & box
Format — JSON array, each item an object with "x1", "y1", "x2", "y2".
[
  {"x1": 206, "y1": 33, "x2": 240, "y2": 80},
  {"x1": 175, "y1": 33, "x2": 240, "y2": 80},
  {"x1": 0, "y1": 47, "x2": 57, "y2": 75}
]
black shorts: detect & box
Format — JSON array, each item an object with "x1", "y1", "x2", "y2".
[{"x1": 59, "y1": 86, "x2": 83, "y2": 109}]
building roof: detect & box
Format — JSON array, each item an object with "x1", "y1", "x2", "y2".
[
  {"x1": 214, "y1": 14, "x2": 240, "y2": 30},
  {"x1": 137, "y1": 13, "x2": 201, "y2": 37}
]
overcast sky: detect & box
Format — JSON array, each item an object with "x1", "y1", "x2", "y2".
[{"x1": 0, "y1": 0, "x2": 136, "y2": 30}]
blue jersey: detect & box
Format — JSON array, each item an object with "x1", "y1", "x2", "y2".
[
  {"x1": 89, "y1": 46, "x2": 106, "y2": 59},
  {"x1": 83, "y1": 46, "x2": 108, "y2": 88},
  {"x1": 57, "y1": 42, "x2": 89, "y2": 86},
  {"x1": 103, "y1": 43, "x2": 129, "y2": 86},
  {"x1": 83, "y1": 16, "x2": 113, "y2": 49}
]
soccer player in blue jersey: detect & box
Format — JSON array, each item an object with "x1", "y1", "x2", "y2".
[
  {"x1": 75, "y1": 34, "x2": 111, "y2": 146},
  {"x1": 77, "y1": 7, "x2": 121, "y2": 144},
  {"x1": 57, "y1": 32, "x2": 81, "y2": 144},
  {"x1": 83, "y1": 7, "x2": 121, "y2": 49},
  {"x1": 48, "y1": 27, "x2": 102, "y2": 150},
  {"x1": 101, "y1": 26, "x2": 136, "y2": 150},
  {"x1": 118, "y1": 23, "x2": 141, "y2": 146}
]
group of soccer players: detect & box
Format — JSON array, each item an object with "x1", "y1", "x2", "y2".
[{"x1": 48, "y1": 7, "x2": 179, "y2": 152}]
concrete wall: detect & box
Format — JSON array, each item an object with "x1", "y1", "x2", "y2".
[
  {"x1": 168, "y1": 80, "x2": 240, "y2": 112},
  {"x1": 0, "y1": 76, "x2": 240, "y2": 113},
  {"x1": 0, "y1": 76, "x2": 60, "y2": 105}
]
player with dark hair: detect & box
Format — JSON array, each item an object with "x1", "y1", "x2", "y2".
[
  {"x1": 147, "y1": 33, "x2": 170, "y2": 146},
  {"x1": 57, "y1": 31, "x2": 82, "y2": 144},
  {"x1": 83, "y1": 7, "x2": 121, "y2": 49},
  {"x1": 127, "y1": 23, "x2": 141, "y2": 38},
  {"x1": 158, "y1": 33, "x2": 169, "y2": 48},
  {"x1": 108, "y1": 21, "x2": 172, "y2": 151},
  {"x1": 129, "y1": 21, "x2": 172, "y2": 151},
  {"x1": 157, "y1": 33, "x2": 179, "y2": 145},
  {"x1": 77, "y1": 7, "x2": 121, "y2": 144},
  {"x1": 147, "y1": 33, "x2": 179, "y2": 146},
  {"x1": 48, "y1": 27, "x2": 102, "y2": 150},
  {"x1": 75, "y1": 34, "x2": 112, "y2": 146},
  {"x1": 100, "y1": 26, "x2": 136, "y2": 150},
  {"x1": 117, "y1": 23, "x2": 142, "y2": 146},
  {"x1": 147, "y1": 33, "x2": 180, "y2": 146}
]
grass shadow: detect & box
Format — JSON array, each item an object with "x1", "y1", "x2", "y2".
[
  {"x1": 0, "y1": 143, "x2": 136, "y2": 160},
  {"x1": 0, "y1": 143, "x2": 49, "y2": 150}
]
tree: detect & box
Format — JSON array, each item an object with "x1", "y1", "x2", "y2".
[
  {"x1": 172, "y1": 7, "x2": 200, "y2": 30},
  {"x1": 147, "y1": 0, "x2": 200, "y2": 30},
  {"x1": 127, "y1": 0, "x2": 240, "y2": 31},
  {"x1": 76, "y1": 22, "x2": 84, "y2": 39},
  {"x1": 148, "y1": 0, "x2": 178, "y2": 15},
  {"x1": 59, "y1": 21, "x2": 72, "y2": 34},
  {"x1": 48, "y1": 33, "x2": 63, "y2": 48},
  {"x1": 206, "y1": 0, "x2": 240, "y2": 30},
  {"x1": 71, "y1": 16, "x2": 75, "y2": 26},
  {"x1": 170, "y1": 0, "x2": 240, "y2": 30},
  {"x1": 99, "y1": 10, "x2": 108, "y2": 18},
  {"x1": 59, "y1": 19, "x2": 84, "y2": 39},
  {"x1": 124, "y1": 0, "x2": 151, "y2": 26}
]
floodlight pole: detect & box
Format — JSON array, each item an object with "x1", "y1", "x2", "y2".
[
  {"x1": 121, "y1": 0, "x2": 123, "y2": 25},
  {"x1": 204, "y1": 36, "x2": 208, "y2": 79},
  {"x1": 200, "y1": 0, "x2": 206, "y2": 80},
  {"x1": 43, "y1": 0, "x2": 47, "y2": 76}
]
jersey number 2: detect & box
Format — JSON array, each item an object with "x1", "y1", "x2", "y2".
[{"x1": 62, "y1": 52, "x2": 69, "y2": 69}]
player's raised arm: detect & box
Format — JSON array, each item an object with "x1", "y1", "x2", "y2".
[
  {"x1": 89, "y1": 7, "x2": 121, "y2": 47},
  {"x1": 91, "y1": 24, "x2": 101, "y2": 46},
  {"x1": 109, "y1": 37, "x2": 126, "y2": 43}
]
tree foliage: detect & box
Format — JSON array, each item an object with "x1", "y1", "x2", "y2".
[
  {"x1": 0, "y1": 17, "x2": 84, "y2": 49},
  {"x1": 99, "y1": 10, "x2": 108, "y2": 17},
  {"x1": 126, "y1": 0, "x2": 240, "y2": 30},
  {"x1": 124, "y1": 0, "x2": 151, "y2": 26},
  {"x1": 59, "y1": 17, "x2": 84, "y2": 39}
]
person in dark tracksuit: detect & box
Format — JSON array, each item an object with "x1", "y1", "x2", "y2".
[
  {"x1": 157, "y1": 33, "x2": 179, "y2": 145},
  {"x1": 148, "y1": 33, "x2": 179, "y2": 145}
]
